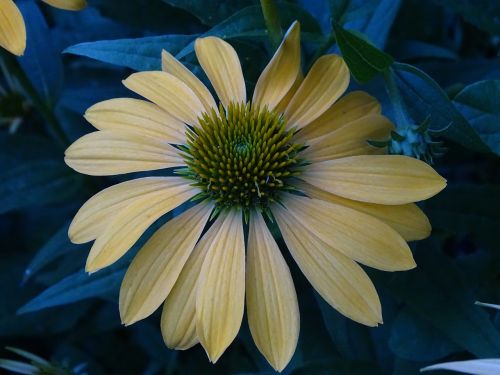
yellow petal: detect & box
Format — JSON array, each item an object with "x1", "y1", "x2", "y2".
[
  {"x1": 69, "y1": 177, "x2": 179, "y2": 244},
  {"x1": 64, "y1": 130, "x2": 184, "y2": 176},
  {"x1": 274, "y1": 70, "x2": 303, "y2": 114},
  {"x1": 122, "y1": 71, "x2": 204, "y2": 126},
  {"x1": 162, "y1": 50, "x2": 216, "y2": 112},
  {"x1": 301, "y1": 114, "x2": 393, "y2": 162},
  {"x1": 302, "y1": 155, "x2": 447, "y2": 205},
  {"x1": 161, "y1": 214, "x2": 225, "y2": 350},
  {"x1": 0, "y1": 0, "x2": 26, "y2": 56},
  {"x1": 40, "y1": 0, "x2": 86, "y2": 11},
  {"x1": 196, "y1": 210, "x2": 245, "y2": 363},
  {"x1": 247, "y1": 211, "x2": 299, "y2": 372},
  {"x1": 273, "y1": 204, "x2": 382, "y2": 326},
  {"x1": 86, "y1": 180, "x2": 198, "y2": 272},
  {"x1": 252, "y1": 21, "x2": 301, "y2": 111},
  {"x1": 284, "y1": 54, "x2": 349, "y2": 129},
  {"x1": 120, "y1": 202, "x2": 213, "y2": 325},
  {"x1": 195, "y1": 37, "x2": 246, "y2": 107},
  {"x1": 280, "y1": 193, "x2": 415, "y2": 271},
  {"x1": 84, "y1": 98, "x2": 185, "y2": 144},
  {"x1": 296, "y1": 91, "x2": 381, "y2": 142},
  {"x1": 298, "y1": 181, "x2": 432, "y2": 241}
]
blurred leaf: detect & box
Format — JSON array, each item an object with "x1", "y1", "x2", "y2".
[
  {"x1": 23, "y1": 221, "x2": 86, "y2": 283},
  {"x1": 65, "y1": 34, "x2": 196, "y2": 71},
  {"x1": 291, "y1": 358, "x2": 384, "y2": 375},
  {"x1": 392, "y1": 40, "x2": 458, "y2": 62},
  {"x1": 0, "y1": 133, "x2": 58, "y2": 162},
  {"x1": 373, "y1": 240, "x2": 500, "y2": 358},
  {"x1": 392, "y1": 63, "x2": 491, "y2": 153},
  {"x1": 424, "y1": 184, "x2": 500, "y2": 250},
  {"x1": 431, "y1": 0, "x2": 500, "y2": 35},
  {"x1": 18, "y1": 267, "x2": 125, "y2": 314},
  {"x1": 16, "y1": 1, "x2": 63, "y2": 106},
  {"x1": 176, "y1": 4, "x2": 323, "y2": 59},
  {"x1": 476, "y1": 302, "x2": 500, "y2": 311},
  {"x1": 453, "y1": 80, "x2": 500, "y2": 155},
  {"x1": 333, "y1": 23, "x2": 393, "y2": 83},
  {"x1": 316, "y1": 295, "x2": 376, "y2": 361},
  {"x1": 389, "y1": 307, "x2": 459, "y2": 361},
  {"x1": 0, "y1": 160, "x2": 83, "y2": 215},
  {"x1": 422, "y1": 359, "x2": 500, "y2": 374},
  {"x1": 161, "y1": 0, "x2": 257, "y2": 26}
]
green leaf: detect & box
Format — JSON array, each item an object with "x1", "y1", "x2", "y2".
[
  {"x1": 64, "y1": 34, "x2": 196, "y2": 71},
  {"x1": 372, "y1": 240, "x2": 500, "y2": 358},
  {"x1": 176, "y1": 4, "x2": 323, "y2": 59},
  {"x1": 23, "y1": 222, "x2": 85, "y2": 283},
  {"x1": 423, "y1": 184, "x2": 500, "y2": 250},
  {"x1": 291, "y1": 359, "x2": 384, "y2": 375},
  {"x1": 18, "y1": 267, "x2": 125, "y2": 314},
  {"x1": 0, "y1": 160, "x2": 83, "y2": 215},
  {"x1": 431, "y1": 0, "x2": 500, "y2": 35},
  {"x1": 391, "y1": 63, "x2": 491, "y2": 153},
  {"x1": 389, "y1": 307, "x2": 459, "y2": 361},
  {"x1": 333, "y1": 23, "x2": 393, "y2": 83},
  {"x1": 453, "y1": 80, "x2": 500, "y2": 155},
  {"x1": 161, "y1": 0, "x2": 257, "y2": 26},
  {"x1": 316, "y1": 295, "x2": 376, "y2": 361}
]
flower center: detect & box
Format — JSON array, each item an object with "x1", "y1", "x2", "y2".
[{"x1": 178, "y1": 102, "x2": 304, "y2": 213}]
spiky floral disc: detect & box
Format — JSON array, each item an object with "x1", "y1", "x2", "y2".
[{"x1": 178, "y1": 102, "x2": 304, "y2": 213}]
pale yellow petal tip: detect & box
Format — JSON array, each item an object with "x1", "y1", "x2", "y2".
[{"x1": 41, "y1": 0, "x2": 87, "y2": 11}]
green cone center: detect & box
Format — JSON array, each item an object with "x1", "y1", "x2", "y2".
[{"x1": 178, "y1": 102, "x2": 304, "y2": 212}]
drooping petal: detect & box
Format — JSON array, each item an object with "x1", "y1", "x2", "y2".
[
  {"x1": 301, "y1": 114, "x2": 393, "y2": 162},
  {"x1": 161, "y1": 214, "x2": 225, "y2": 350},
  {"x1": 162, "y1": 50, "x2": 217, "y2": 112},
  {"x1": 41, "y1": 0, "x2": 86, "y2": 11},
  {"x1": 86, "y1": 181, "x2": 199, "y2": 272},
  {"x1": 421, "y1": 359, "x2": 500, "y2": 375},
  {"x1": 302, "y1": 155, "x2": 447, "y2": 205},
  {"x1": 284, "y1": 54, "x2": 349, "y2": 129},
  {"x1": 273, "y1": 204, "x2": 382, "y2": 326},
  {"x1": 252, "y1": 21, "x2": 301, "y2": 111},
  {"x1": 195, "y1": 37, "x2": 246, "y2": 107},
  {"x1": 122, "y1": 71, "x2": 204, "y2": 126},
  {"x1": 69, "y1": 177, "x2": 181, "y2": 244},
  {"x1": 84, "y1": 98, "x2": 185, "y2": 144},
  {"x1": 298, "y1": 181, "x2": 431, "y2": 241},
  {"x1": 64, "y1": 130, "x2": 184, "y2": 176},
  {"x1": 296, "y1": 91, "x2": 381, "y2": 142},
  {"x1": 0, "y1": 0, "x2": 26, "y2": 56},
  {"x1": 120, "y1": 202, "x2": 213, "y2": 325},
  {"x1": 280, "y1": 193, "x2": 416, "y2": 271},
  {"x1": 196, "y1": 210, "x2": 245, "y2": 363},
  {"x1": 247, "y1": 211, "x2": 299, "y2": 372}
]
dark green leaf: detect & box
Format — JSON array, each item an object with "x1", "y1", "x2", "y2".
[
  {"x1": 18, "y1": 267, "x2": 125, "y2": 314},
  {"x1": 64, "y1": 34, "x2": 197, "y2": 71},
  {"x1": 161, "y1": 0, "x2": 257, "y2": 26},
  {"x1": 389, "y1": 307, "x2": 459, "y2": 361},
  {"x1": 431, "y1": 0, "x2": 500, "y2": 35},
  {"x1": 17, "y1": 1, "x2": 62, "y2": 105},
  {"x1": 0, "y1": 160, "x2": 83, "y2": 215},
  {"x1": 372, "y1": 240, "x2": 500, "y2": 358},
  {"x1": 392, "y1": 63, "x2": 491, "y2": 153},
  {"x1": 333, "y1": 23, "x2": 393, "y2": 83},
  {"x1": 453, "y1": 80, "x2": 500, "y2": 155}
]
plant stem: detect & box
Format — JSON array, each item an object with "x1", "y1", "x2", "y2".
[
  {"x1": 0, "y1": 51, "x2": 68, "y2": 148},
  {"x1": 383, "y1": 68, "x2": 409, "y2": 128},
  {"x1": 260, "y1": 0, "x2": 282, "y2": 49}
]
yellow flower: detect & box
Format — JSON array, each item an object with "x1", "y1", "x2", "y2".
[
  {"x1": 0, "y1": 0, "x2": 86, "y2": 56},
  {"x1": 65, "y1": 22, "x2": 446, "y2": 371}
]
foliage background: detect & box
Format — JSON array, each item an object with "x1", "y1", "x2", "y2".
[{"x1": 0, "y1": 0, "x2": 499, "y2": 374}]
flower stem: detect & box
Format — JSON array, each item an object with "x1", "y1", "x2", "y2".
[
  {"x1": 260, "y1": 0, "x2": 282, "y2": 49},
  {"x1": 0, "y1": 50, "x2": 68, "y2": 148},
  {"x1": 383, "y1": 68, "x2": 409, "y2": 128}
]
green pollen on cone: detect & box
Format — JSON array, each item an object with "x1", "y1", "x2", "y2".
[{"x1": 177, "y1": 102, "x2": 305, "y2": 212}]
